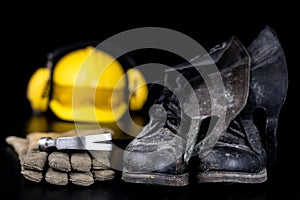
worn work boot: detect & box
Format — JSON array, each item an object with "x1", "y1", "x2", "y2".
[
  {"x1": 122, "y1": 37, "x2": 250, "y2": 186},
  {"x1": 194, "y1": 26, "x2": 288, "y2": 183}
]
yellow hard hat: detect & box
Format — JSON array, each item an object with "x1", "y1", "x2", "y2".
[{"x1": 27, "y1": 42, "x2": 148, "y2": 123}]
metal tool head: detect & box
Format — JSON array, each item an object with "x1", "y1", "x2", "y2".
[
  {"x1": 38, "y1": 133, "x2": 113, "y2": 151},
  {"x1": 38, "y1": 137, "x2": 55, "y2": 151}
]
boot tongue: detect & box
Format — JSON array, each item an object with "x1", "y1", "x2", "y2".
[
  {"x1": 156, "y1": 88, "x2": 182, "y2": 133},
  {"x1": 219, "y1": 118, "x2": 248, "y2": 147}
]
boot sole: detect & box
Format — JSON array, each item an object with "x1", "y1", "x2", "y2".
[
  {"x1": 196, "y1": 168, "x2": 267, "y2": 184},
  {"x1": 122, "y1": 172, "x2": 189, "y2": 186}
]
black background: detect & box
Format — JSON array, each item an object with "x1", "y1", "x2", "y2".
[{"x1": 0, "y1": 3, "x2": 299, "y2": 199}]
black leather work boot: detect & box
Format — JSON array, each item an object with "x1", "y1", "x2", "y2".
[
  {"x1": 194, "y1": 26, "x2": 288, "y2": 184},
  {"x1": 122, "y1": 37, "x2": 250, "y2": 186}
]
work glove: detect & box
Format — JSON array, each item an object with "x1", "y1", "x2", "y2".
[{"x1": 5, "y1": 128, "x2": 115, "y2": 186}]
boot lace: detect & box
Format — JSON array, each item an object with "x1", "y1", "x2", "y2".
[{"x1": 150, "y1": 88, "x2": 181, "y2": 133}]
